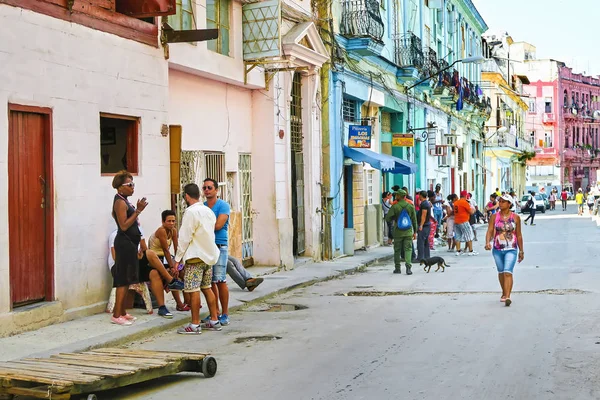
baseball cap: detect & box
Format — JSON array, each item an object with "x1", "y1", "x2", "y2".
[
  {"x1": 499, "y1": 194, "x2": 514, "y2": 205},
  {"x1": 460, "y1": 190, "x2": 468, "y2": 198},
  {"x1": 396, "y1": 189, "x2": 407, "y2": 197}
]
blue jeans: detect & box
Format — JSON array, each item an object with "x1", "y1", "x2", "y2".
[
  {"x1": 212, "y1": 245, "x2": 228, "y2": 283},
  {"x1": 416, "y1": 225, "x2": 431, "y2": 261},
  {"x1": 433, "y1": 208, "x2": 443, "y2": 228},
  {"x1": 492, "y1": 249, "x2": 518, "y2": 274}
]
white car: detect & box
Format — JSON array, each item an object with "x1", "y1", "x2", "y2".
[{"x1": 520, "y1": 194, "x2": 546, "y2": 213}]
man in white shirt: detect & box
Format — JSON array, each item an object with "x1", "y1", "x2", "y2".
[{"x1": 175, "y1": 183, "x2": 221, "y2": 334}]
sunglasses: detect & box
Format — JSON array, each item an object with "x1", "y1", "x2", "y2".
[
  {"x1": 202, "y1": 186, "x2": 214, "y2": 190},
  {"x1": 121, "y1": 182, "x2": 135, "y2": 188}
]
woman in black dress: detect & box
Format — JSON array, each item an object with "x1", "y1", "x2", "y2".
[{"x1": 111, "y1": 170, "x2": 147, "y2": 325}]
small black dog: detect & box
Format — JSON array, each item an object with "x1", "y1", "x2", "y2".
[{"x1": 420, "y1": 256, "x2": 449, "y2": 273}]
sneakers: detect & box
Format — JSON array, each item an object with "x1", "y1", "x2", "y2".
[
  {"x1": 158, "y1": 306, "x2": 173, "y2": 319},
  {"x1": 123, "y1": 313, "x2": 137, "y2": 321},
  {"x1": 219, "y1": 314, "x2": 230, "y2": 325},
  {"x1": 177, "y1": 323, "x2": 201, "y2": 335},
  {"x1": 201, "y1": 315, "x2": 211, "y2": 324},
  {"x1": 167, "y1": 279, "x2": 185, "y2": 291},
  {"x1": 203, "y1": 321, "x2": 223, "y2": 331},
  {"x1": 246, "y1": 278, "x2": 264, "y2": 292},
  {"x1": 455, "y1": 251, "x2": 463, "y2": 256},
  {"x1": 467, "y1": 251, "x2": 479, "y2": 256},
  {"x1": 111, "y1": 316, "x2": 132, "y2": 326},
  {"x1": 176, "y1": 303, "x2": 191, "y2": 312}
]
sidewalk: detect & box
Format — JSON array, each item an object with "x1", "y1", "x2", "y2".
[{"x1": 0, "y1": 247, "x2": 393, "y2": 362}]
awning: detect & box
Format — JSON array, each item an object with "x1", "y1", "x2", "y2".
[{"x1": 343, "y1": 146, "x2": 417, "y2": 175}]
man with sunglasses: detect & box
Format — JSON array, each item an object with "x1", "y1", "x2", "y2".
[{"x1": 201, "y1": 178, "x2": 231, "y2": 326}]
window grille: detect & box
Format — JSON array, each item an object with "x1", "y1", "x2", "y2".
[
  {"x1": 343, "y1": 98, "x2": 357, "y2": 122},
  {"x1": 290, "y1": 73, "x2": 303, "y2": 153},
  {"x1": 366, "y1": 171, "x2": 374, "y2": 205},
  {"x1": 204, "y1": 152, "x2": 229, "y2": 203}
]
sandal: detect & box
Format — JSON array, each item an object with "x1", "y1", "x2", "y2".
[
  {"x1": 500, "y1": 296, "x2": 506, "y2": 302},
  {"x1": 176, "y1": 304, "x2": 191, "y2": 312}
]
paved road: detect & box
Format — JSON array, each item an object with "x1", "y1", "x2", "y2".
[{"x1": 104, "y1": 204, "x2": 600, "y2": 400}]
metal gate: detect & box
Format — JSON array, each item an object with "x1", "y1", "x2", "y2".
[
  {"x1": 176, "y1": 150, "x2": 204, "y2": 225},
  {"x1": 239, "y1": 154, "x2": 254, "y2": 262},
  {"x1": 290, "y1": 72, "x2": 305, "y2": 255}
]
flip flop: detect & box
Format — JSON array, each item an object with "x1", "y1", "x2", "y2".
[
  {"x1": 500, "y1": 297, "x2": 506, "y2": 302},
  {"x1": 505, "y1": 298, "x2": 512, "y2": 307}
]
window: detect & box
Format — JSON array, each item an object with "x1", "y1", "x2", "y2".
[
  {"x1": 528, "y1": 99, "x2": 536, "y2": 113},
  {"x1": 204, "y1": 152, "x2": 229, "y2": 203},
  {"x1": 100, "y1": 114, "x2": 139, "y2": 174},
  {"x1": 366, "y1": 171, "x2": 374, "y2": 205},
  {"x1": 544, "y1": 97, "x2": 552, "y2": 113},
  {"x1": 168, "y1": 0, "x2": 193, "y2": 30},
  {"x1": 544, "y1": 131, "x2": 553, "y2": 148},
  {"x1": 207, "y1": 0, "x2": 230, "y2": 56},
  {"x1": 343, "y1": 98, "x2": 357, "y2": 122}
]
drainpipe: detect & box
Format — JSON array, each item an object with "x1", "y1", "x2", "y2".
[{"x1": 317, "y1": 0, "x2": 332, "y2": 260}]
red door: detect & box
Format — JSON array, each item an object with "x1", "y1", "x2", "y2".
[{"x1": 8, "y1": 108, "x2": 52, "y2": 306}]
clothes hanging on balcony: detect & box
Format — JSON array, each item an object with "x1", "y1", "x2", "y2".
[{"x1": 456, "y1": 82, "x2": 464, "y2": 111}]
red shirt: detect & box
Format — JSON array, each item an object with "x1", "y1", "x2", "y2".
[{"x1": 561, "y1": 191, "x2": 568, "y2": 200}]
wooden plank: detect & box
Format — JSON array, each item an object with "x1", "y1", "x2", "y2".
[
  {"x1": 81, "y1": 351, "x2": 172, "y2": 365},
  {"x1": 44, "y1": 357, "x2": 140, "y2": 372},
  {"x1": 0, "y1": 364, "x2": 97, "y2": 384},
  {"x1": 4, "y1": 385, "x2": 71, "y2": 399},
  {"x1": 0, "y1": 369, "x2": 75, "y2": 386},
  {"x1": 13, "y1": 360, "x2": 134, "y2": 378},
  {"x1": 54, "y1": 353, "x2": 167, "y2": 367},
  {"x1": 71, "y1": 358, "x2": 199, "y2": 395},
  {"x1": 101, "y1": 348, "x2": 210, "y2": 360}
]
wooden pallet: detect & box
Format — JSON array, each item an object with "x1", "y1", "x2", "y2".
[{"x1": 0, "y1": 348, "x2": 217, "y2": 399}]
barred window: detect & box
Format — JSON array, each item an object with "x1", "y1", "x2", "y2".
[{"x1": 343, "y1": 98, "x2": 357, "y2": 122}]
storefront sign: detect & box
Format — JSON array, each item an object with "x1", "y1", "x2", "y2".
[
  {"x1": 392, "y1": 133, "x2": 414, "y2": 147},
  {"x1": 348, "y1": 125, "x2": 372, "y2": 148}
]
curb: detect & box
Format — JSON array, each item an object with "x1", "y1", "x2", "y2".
[{"x1": 26, "y1": 253, "x2": 394, "y2": 359}]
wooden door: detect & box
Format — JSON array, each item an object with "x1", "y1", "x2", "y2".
[{"x1": 8, "y1": 107, "x2": 52, "y2": 307}]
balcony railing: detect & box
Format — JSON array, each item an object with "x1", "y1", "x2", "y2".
[
  {"x1": 340, "y1": 0, "x2": 384, "y2": 42},
  {"x1": 394, "y1": 32, "x2": 424, "y2": 70},
  {"x1": 422, "y1": 47, "x2": 439, "y2": 77},
  {"x1": 489, "y1": 132, "x2": 534, "y2": 151}
]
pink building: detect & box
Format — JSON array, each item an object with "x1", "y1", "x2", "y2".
[{"x1": 559, "y1": 66, "x2": 600, "y2": 190}]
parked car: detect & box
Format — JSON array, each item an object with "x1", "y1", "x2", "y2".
[
  {"x1": 539, "y1": 193, "x2": 551, "y2": 209},
  {"x1": 521, "y1": 194, "x2": 546, "y2": 213}
]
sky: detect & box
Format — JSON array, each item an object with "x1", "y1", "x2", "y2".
[{"x1": 471, "y1": 0, "x2": 600, "y2": 77}]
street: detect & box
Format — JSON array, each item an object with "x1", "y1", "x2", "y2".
[{"x1": 102, "y1": 204, "x2": 600, "y2": 400}]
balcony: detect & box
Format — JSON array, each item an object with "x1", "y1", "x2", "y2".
[
  {"x1": 422, "y1": 47, "x2": 440, "y2": 80},
  {"x1": 340, "y1": 0, "x2": 384, "y2": 56},
  {"x1": 394, "y1": 32, "x2": 424, "y2": 81},
  {"x1": 543, "y1": 113, "x2": 555, "y2": 124},
  {"x1": 488, "y1": 132, "x2": 534, "y2": 152}
]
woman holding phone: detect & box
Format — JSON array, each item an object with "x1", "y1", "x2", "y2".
[
  {"x1": 111, "y1": 170, "x2": 148, "y2": 325},
  {"x1": 484, "y1": 194, "x2": 524, "y2": 307}
]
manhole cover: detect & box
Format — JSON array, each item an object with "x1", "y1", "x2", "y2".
[
  {"x1": 244, "y1": 303, "x2": 308, "y2": 312},
  {"x1": 234, "y1": 335, "x2": 282, "y2": 344}
]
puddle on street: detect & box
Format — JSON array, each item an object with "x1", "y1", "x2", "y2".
[{"x1": 243, "y1": 303, "x2": 308, "y2": 312}]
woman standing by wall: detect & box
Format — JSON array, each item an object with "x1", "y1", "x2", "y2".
[
  {"x1": 484, "y1": 194, "x2": 524, "y2": 307},
  {"x1": 111, "y1": 170, "x2": 147, "y2": 325}
]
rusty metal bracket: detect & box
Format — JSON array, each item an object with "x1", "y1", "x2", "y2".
[
  {"x1": 67, "y1": 0, "x2": 74, "y2": 13},
  {"x1": 244, "y1": 60, "x2": 308, "y2": 90},
  {"x1": 160, "y1": 22, "x2": 219, "y2": 59}
]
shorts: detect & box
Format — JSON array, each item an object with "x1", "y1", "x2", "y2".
[
  {"x1": 492, "y1": 248, "x2": 518, "y2": 274},
  {"x1": 588, "y1": 203, "x2": 594, "y2": 210},
  {"x1": 184, "y1": 261, "x2": 212, "y2": 292},
  {"x1": 578, "y1": 203, "x2": 584, "y2": 210},
  {"x1": 212, "y1": 245, "x2": 228, "y2": 283},
  {"x1": 454, "y1": 222, "x2": 474, "y2": 242}
]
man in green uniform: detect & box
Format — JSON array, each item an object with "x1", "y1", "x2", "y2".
[{"x1": 385, "y1": 189, "x2": 418, "y2": 275}]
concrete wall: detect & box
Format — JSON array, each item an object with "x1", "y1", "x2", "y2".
[{"x1": 0, "y1": 5, "x2": 169, "y2": 334}]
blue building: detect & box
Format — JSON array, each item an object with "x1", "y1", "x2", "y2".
[{"x1": 324, "y1": 0, "x2": 489, "y2": 258}]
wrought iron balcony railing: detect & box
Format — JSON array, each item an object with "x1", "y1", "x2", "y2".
[
  {"x1": 394, "y1": 32, "x2": 424, "y2": 70},
  {"x1": 340, "y1": 0, "x2": 384, "y2": 42},
  {"x1": 422, "y1": 47, "x2": 439, "y2": 78}
]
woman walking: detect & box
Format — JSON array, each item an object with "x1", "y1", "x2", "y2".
[
  {"x1": 484, "y1": 194, "x2": 524, "y2": 307},
  {"x1": 111, "y1": 170, "x2": 148, "y2": 325}
]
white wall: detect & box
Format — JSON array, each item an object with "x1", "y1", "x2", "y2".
[{"x1": 0, "y1": 6, "x2": 170, "y2": 314}]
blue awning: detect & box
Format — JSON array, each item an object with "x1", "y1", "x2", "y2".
[{"x1": 343, "y1": 146, "x2": 417, "y2": 175}]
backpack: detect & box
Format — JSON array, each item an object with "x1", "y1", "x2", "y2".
[{"x1": 397, "y1": 207, "x2": 412, "y2": 230}]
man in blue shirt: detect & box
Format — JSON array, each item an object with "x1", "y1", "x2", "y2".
[{"x1": 202, "y1": 178, "x2": 231, "y2": 326}]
